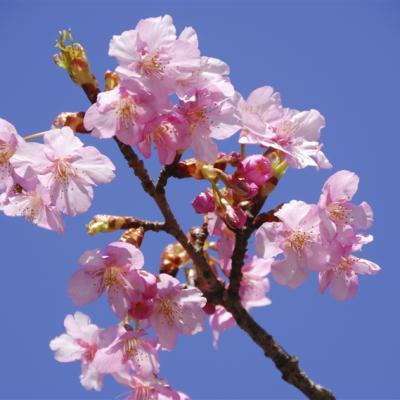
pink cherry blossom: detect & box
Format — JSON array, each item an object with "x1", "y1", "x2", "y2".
[
  {"x1": 149, "y1": 273, "x2": 206, "y2": 350},
  {"x1": 93, "y1": 329, "x2": 159, "y2": 378},
  {"x1": 192, "y1": 190, "x2": 215, "y2": 214},
  {"x1": 207, "y1": 212, "x2": 235, "y2": 272},
  {"x1": 2, "y1": 182, "x2": 64, "y2": 233},
  {"x1": 137, "y1": 111, "x2": 191, "y2": 165},
  {"x1": 84, "y1": 78, "x2": 165, "y2": 145},
  {"x1": 113, "y1": 371, "x2": 190, "y2": 400},
  {"x1": 178, "y1": 89, "x2": 241, "y2": 163},
  {"x1": 68, "y1": 242, "x2": 145, "y2": 318},
  {"x1": 239, "y1": 154, "x2": 272, "y2": 186},
  {"x1": 176, "y1": 56, "x2": 235, "y2": 100},
  {"x1": 256, "y1": 200, "x2": 329, "y2": 288},
  {"x1": 11, "y1": 127, "x2": 115, "y2": 216},
  {"x1": 49, "y1": 312, "x2": 113, "y2": 391},
  {"x1": 238, "y1": 86, "x2": 282, "y2": 145},
  {"x1": 318, "y1": 170, "x2": 373, "y2": 240},
  {"x1": 239, "y1": 256, "x2": 272, "y2": 308},
  {"x1": 319, "y1": 239, "x2": 380, "y2": 301},
  {"x1": 110, "y1": 15, "x2": 200, "y2": 94},
  {"x1": 222, "y1": 202, "x2": 247, "y2": 229},
  {"x1": 209, "y1": 305, "x2": 236, "y2": 348},
  {"x1": 0, "y1": 118, "x2": 22, "y2": 192},
  {"x1": 239, "y1": 86, "x2": 331, "y2": 170}
]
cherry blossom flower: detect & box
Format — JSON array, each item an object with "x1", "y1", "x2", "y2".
[
  {"x1": 239, "y1": 86, "x2": 331, "y2": 170},
  {"x1": 176, "y1": 56, "x2": 235, "y2": 100},
  {"x1": 318, "y1": 170, "x2": 373, "y2": 240},
  {"x1": 239, "y1": 256, "x2": 272, "y2": 308},
  {"x1": 68, "y1": 242, "x2": 146, "y2": 318},
  {"x1": 209, "y1": 305, "x2": 236, "y2": 348},
  {"x1": 178, "y1": 89, "x2": 241, "y2": 163},
  {"x1": 2, "y1": 182, "x2": 64, "y2": 233},
  {"x1": 84, "y1": 78, "x2": 166, "y2": 145},
  {"x1": 149, "y1": 273, "x2": 206, "y2": 350},
  {"x1": 319, "y1": 239, "x2": 380, "y2": 301},
  {"x1": 110, "y1": 15, "x2": 200, "y2": 94},
  {"x1": 239, "y1": 86, "x2": 282, "y2": 144},
  {"x1": 137, "y1": 111, "x2": 191, "y2": 165},
  {"x1": 49, "y1": 312, "x2": 114, "y2": 391},
  {"x1": 93, "y1": 329, "x2": 159, "y2": 378},
  {"x1": 11, "y1": 127, "x2": 115, "y2": 216},
  {"x1": 113, "y1": 371, "x2": 190, "y2": 400},
  {"x1": 256, "y1": 200, "x2": 329, "y2": 288}
]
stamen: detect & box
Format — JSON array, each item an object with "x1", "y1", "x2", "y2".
[
  {"x1": 138, "y1": 54, "x2": 165, "y2": 78},
  {"x1": 288, "y1": 230, "x2": 312, "y2": 253},
  {"x1": 327, "y1": 202, "x2": 350, "y2": 224},
  {"x1": 116, "y1": 97, "x2": 137, "y2": 131}
]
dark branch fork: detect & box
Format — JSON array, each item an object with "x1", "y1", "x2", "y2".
[{"x1": 81, "y1": 79, "x2": 335, "y2": 400}]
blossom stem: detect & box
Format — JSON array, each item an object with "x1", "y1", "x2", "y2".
[{"x1": 23, "y1": 131, "x2": 47, "y2": 141}]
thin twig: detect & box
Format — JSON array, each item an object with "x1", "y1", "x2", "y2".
[{"x1": 222, "y1": 298, "x2": 335, "y2": 400}]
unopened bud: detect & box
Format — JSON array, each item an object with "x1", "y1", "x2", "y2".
[
  {"x1": 160, "y1": 243, "x2": 189, "y2": 276},
  {"x1": 53, "y1": 111, "x2": 87, "y2": 133},
  {"x1": 192, "y1": 190, "x2": 215, "y2": 214},
  {"x1": 54, "y1": 30, "x2": 99, "y2": 102}
]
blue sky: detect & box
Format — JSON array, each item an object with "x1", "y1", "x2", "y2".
[{"x1": 0, "y1": 0, "x2": 399, "y2": 398}]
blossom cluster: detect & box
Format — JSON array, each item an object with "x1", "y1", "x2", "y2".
[
  {"x1": 0, "y1": 121, "x2": 115, "y2": 232},
  {"x1": 255, "y1": 170, "x2": 379, "y2": 301},
  {"x1": 0, "y1": 13, "x2": 381, "y2": 400},
  {"x1": 51, "y1": 241, "x2": 205, "y2": 398}
]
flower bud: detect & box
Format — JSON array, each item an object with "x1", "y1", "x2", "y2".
[
  {"x1": 160, "y1": 243, "x2": 189, "y2": 276},
  {"x1": 223, "y1": 204, "x2": 247, "y2": 229},
  {"x1": 53, "y1": 111, "x2": 87, "y2": 133},
  {"x1": 240, "y1": 154, "x2": 272, "y2": 186},
  {"x1": 192, "y1": 191, "x2": 215, "y2": 214},
  {"x1": 54, "y1": 30, "x2": 99, "y2": 103}
]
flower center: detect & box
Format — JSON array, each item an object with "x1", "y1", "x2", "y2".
[
  {"x1": 103, "y1": 266, "x2": 123, "y2": 289},
  {"x1": 138, "y1": 53, "x2": 165, "y2": 78},
  {"x1": 327, "y1": 202, "x2": 350, "y2": 224},
  {"x1": 116, "y1": 96, "x2": 137, "y2": 131},
  {"x1": 159, "y1": 298, "x2": 180, "y2": 325},
  {"x1": 55, "y1": 159, "x2": 76, "y2": 184},
  {"x1": 288, "y1": 230, "x2": 311, "y2": 253},
  {"x1": 76, "y1": 340, "x2": 97, "y2": 363},
  {"x1": 0, "y1": 141, "x2": 14, "y2": 165}
]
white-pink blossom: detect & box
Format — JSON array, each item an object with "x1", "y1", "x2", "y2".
[
  {"x1": 110, "y1": 15, "x2": 200, "y2": 94},
  {"x1": 256, "y1": 200, "x2": 330, "y2": 288},
  {"x1": 68, "y1": 242, "x2": 146, "y2": 319},
  {"x1": 49, "y1": 312, "x2": 114, "y2": 391},
  {"x1": 149, "y1": 273, "x2": 206, "y2": 350},
  {"x1": 11, "y1": 127, "x2": 115, "y2": 216}
]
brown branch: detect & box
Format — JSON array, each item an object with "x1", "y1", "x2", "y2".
[
  {"x1": 222, "y1": 298, "x2": 335, "y2": 400},
  {"x1": 114, "y1": 137, "x2": 223, "y2": 297},
  {"x1": 156, "y1": 154, "x2": 182, "y2": 192},
  {"x1": 252, "y1": 203, "x2": 283, "y2": 230}
]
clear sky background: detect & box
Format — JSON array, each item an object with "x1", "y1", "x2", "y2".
[{"x1": 0, "y1": 0, "x2": 399, "y2": 399}]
